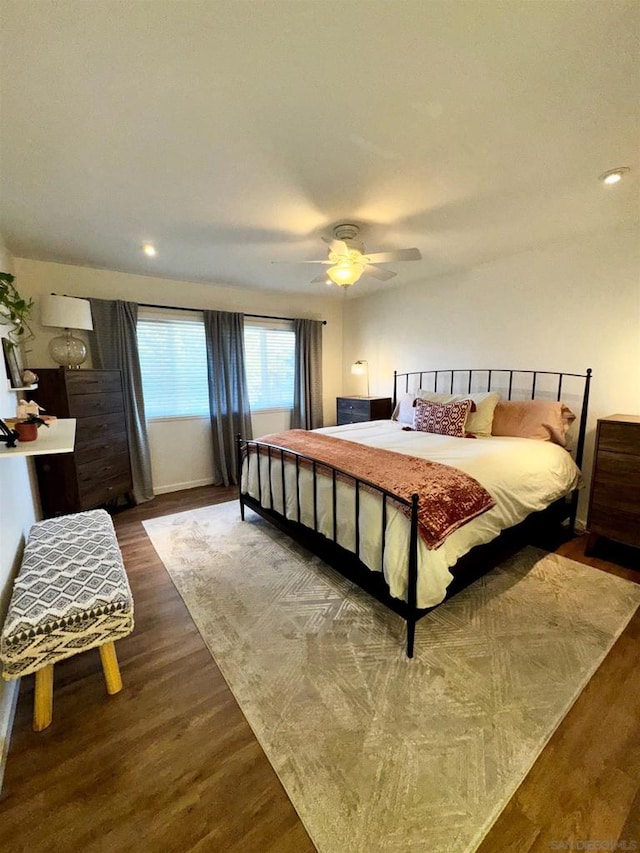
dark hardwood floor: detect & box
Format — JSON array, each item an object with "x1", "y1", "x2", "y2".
[{"x1": 0, "y1": 486, "x2": 638, "y2": 853}]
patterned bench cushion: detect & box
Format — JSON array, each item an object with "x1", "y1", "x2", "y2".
[{"x1": 1, "y1": 510, "x2": 134, "y2": 679}]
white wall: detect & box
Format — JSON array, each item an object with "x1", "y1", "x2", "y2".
[
  {"x1": 14, "y1": 258, "x2": 344, "y2": 494},
  {"x1": 343, "y1": 225, "x2": 640, "y2": 525},
  {"x1": 0, "y1": 238, "x2": 38, "y2": 786}
]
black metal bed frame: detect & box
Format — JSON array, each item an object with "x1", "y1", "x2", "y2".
[{"x1": 237, "y1": 367, "x2": 592, "y2": 658}]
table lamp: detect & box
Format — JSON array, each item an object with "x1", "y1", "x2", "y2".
[
  {"x1": 41, "y1": 294, "x2": 94, "y2": 369},
  {"x1": 351, "y1": 360, "x2": 370, "y2": 396}
]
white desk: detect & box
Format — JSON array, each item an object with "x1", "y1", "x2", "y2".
[{"x1": 0, "y1": 419, "x2": 76, "y2": 458}]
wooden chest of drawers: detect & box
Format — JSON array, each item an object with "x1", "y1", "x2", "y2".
[
  {"x1": 336, "y1": 396, "x2": 392, "y2": 426},
  {"x1": 31, "y1": 368, "x2": 133, "y2": 518},
  {"x1": 586, "y1": 414, "x2": 640, "y2": 552}
]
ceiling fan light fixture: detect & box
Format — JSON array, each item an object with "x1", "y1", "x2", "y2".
[{"x1": 327, "y1": 259, "x2": 364, "y2": 287}]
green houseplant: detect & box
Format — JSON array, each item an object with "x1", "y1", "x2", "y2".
[{"x1": 0, "y1": 271, "x2": 34, "y2": 345}]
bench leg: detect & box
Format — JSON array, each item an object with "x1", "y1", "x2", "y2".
[
  {"x1": 99, "y1": 642, "x2": 123, "y2": 695},
  {"x1": 34, "y1": 665, "x2": 54, "y2": 732}
]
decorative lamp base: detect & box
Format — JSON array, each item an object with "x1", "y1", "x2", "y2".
[{"x1": 48, "y1": 329, "x2": 87, "y2": 369}]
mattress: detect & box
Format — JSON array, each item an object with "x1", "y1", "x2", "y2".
[{"x1": 241, "y1": 420, "x2": 582, "y2": 608}]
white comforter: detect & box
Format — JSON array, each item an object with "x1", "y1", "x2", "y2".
[{"x1": 242, "y1": 420, "x2": 581, "y2": 608}]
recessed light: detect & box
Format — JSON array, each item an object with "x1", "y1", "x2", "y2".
[
  {"x1": 599, "y1": 167, "x2": 630, "y2": 185},
  {"x1": 142, "y1": 242, "x2": 157, "y2": 257}
]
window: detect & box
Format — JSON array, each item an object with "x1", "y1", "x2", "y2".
[
  {"x1": 138, "y1": 309, "x2": 209, "y2": 419},
  {"x1": 244, "y1": 319, "x2": 295, "y2": 411}
]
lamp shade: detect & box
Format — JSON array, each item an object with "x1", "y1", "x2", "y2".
[
  {"x1": 351, "y1": 360, "x2": 370, "y2": 395},
  {"x1": 41, "y1": 295, "x2": 93, "y2": 331},
  {"x1": 327, "y1": 261, "x2": 364, "y2": 287}
]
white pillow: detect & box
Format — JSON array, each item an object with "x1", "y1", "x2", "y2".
[
  {"x1": 391, "y1": 393, "x2": 417, "y2": 425},
  {"x1": 417, "y1": 390, "x2": 501, "y2": 437}
]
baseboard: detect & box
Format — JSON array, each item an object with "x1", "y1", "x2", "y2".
[
  {"x1": 153, "y1": 477, "x2": 215, "y2": 496},
  {"x1": 0, "y1": 679, "x2": 20, "y2": 793}
]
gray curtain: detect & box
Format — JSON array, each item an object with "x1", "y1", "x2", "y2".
[
  {"x1": 204, "y1": 310, "x2": 252, "y2": 487},
  {"x1": 88, "y1": 298, "x2": 154, "y2": 504},
  {"x1": 292, "y1": 319, "x2": 324, "y2": 430}
]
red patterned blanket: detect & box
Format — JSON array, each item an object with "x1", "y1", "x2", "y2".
[{"x1": 248, "y1": 430, "x2": 495, "y2": 549}]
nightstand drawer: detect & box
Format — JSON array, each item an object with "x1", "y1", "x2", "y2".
[
  {"x1": 336, "y1": 397, "x2": 392, "y2": 425},
  {"x1": 598, "y1": 422, "x2": 640, "y2": 456},
  {"x1": 337, "y1": 412, "x2": 371, "y2": 425},
  {"x1": 337, "y1": 398, "x2": 371, "y2": 415}
]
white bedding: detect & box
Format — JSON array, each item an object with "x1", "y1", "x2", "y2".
[{"x1": 242, "y1": 420, "x2": 582, "y2": 609}]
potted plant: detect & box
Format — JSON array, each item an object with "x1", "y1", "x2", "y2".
[
  {"x1": 15, "y1": 413, "x2": 49, "y2": 443},
  {"x1": 0, "y1": 272, "x2": 34, "y2": 345}
]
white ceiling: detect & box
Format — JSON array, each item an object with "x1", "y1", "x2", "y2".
[{"x1": 1, "y1": 0, "x2": 638, "y2": 298}]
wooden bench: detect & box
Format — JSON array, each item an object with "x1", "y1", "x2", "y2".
[{"x1": 0, "y1": 509, "x2": 134, "y2": 731}]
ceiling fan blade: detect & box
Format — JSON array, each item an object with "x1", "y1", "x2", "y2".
[
  {"x1": 310, "y1": 272, "x2": 331, "y2": 284},
  {"x1": 321, "y1": 237, "x2": 349, "y2": 256},
  {"x1": 365, "y1": 248, "x2": 422, "y2": 263},
  {"x1": 363, "y1": 264, "x2": 397, "y2": 281}
]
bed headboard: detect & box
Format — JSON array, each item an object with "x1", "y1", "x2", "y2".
[{"x1": 393, "y1": 368, "x2": 593, "y2": 469}]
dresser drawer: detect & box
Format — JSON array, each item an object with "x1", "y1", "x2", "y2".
[
  {"x1": 591, "y1": 451, "x2": 640, "y2": 509},
  {"x1": 68, "y1": 391, "x2": 124, "y2": 418},
  {"x1": 75, "y1": 434, "x2": 128, "y2": 465},
  {"x1": 77, "y1": 452, "x2": 131, "y2": 486},
  {"x1": 597, "y1": 422, "x2": 640, "y2": 456},
  {"x1": 589, "y1": 504, "x2": 640, "y2": 548},
  {"x1": 587, "y1": 415, "x2": 640, "y2": 553},
  {"x1": 74, "y1": 412, "x2": 128, "y2": 447},
  {"x1": 66, "y1": 371, "x2": 122, "y2": 395},
  {"x1": 78, "y1": 472, "x2": 132, "y2": 510}
]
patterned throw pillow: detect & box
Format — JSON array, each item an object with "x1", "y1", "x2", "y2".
[{"x1": 413, "y1": 398, "x2": 472, "y2": 438}]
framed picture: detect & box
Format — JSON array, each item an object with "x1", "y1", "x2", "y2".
[{"x1": 2, "y1": 337, "x2": 23, "y2": 388}]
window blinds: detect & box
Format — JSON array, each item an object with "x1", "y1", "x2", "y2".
[
  {"x1": 137, "y1": 310, "x2": 209, "y2": 419},
  {"x1": 243, "y1": 319, "x2": 295, "y2": 411},
  {"x1": 137, "y1": 310, "x2": 296, "y2": 418}
]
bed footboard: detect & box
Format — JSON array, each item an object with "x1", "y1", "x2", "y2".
[{"x1": 236, "y1": 434, "x2": 422, "y2": 657}]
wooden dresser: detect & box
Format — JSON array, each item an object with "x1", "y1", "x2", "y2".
[
  {"x1": 586, "y1": 414, "x2": 640, "y2": 553},
  {"x1": 31, "y1": 368, "x2": 133, "y2": 518},
  {"x1": 336, "y1": 396, "x2": 392, "y2": 426}
]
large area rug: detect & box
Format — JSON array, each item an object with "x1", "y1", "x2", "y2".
[{"x1": 143, "y1": 502, "x2": 640, "y2": 853}]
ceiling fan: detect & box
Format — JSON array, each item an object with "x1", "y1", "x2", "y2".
[{"x1": 277, "y1": 223, "x2": 422, "y2": 287}]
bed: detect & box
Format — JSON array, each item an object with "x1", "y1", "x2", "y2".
[{"x1": 237, "y1": 368, "x2": 592, "y2": 656}]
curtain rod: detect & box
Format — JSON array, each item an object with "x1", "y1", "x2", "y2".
[
  {"x1": 59, "y1": 293, "x2": 327, "y2": 324},
  {"x1": 136, "y1": 301, "x2": 327, "y2": 325}
]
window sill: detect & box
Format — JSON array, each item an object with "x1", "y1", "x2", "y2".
[{"x1": 252, "y1": 408, "x2": 293, "y2": 415}]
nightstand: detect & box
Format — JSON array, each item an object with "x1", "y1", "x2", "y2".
[
  {"x1": 336, "y1": 396, "x2": 392, "y2": 426},
  {"x1": 586, "y1": 414, "x2": 640, "y2": 554}
]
